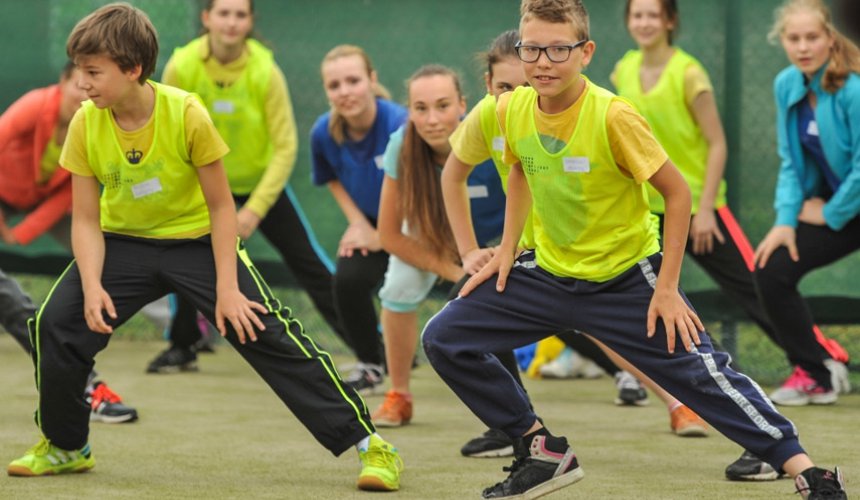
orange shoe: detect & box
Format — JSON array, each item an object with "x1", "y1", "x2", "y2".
[
  {"x1": 372, "y1": 390, "x2": 413, "y2": 427},
  {"x1": 670, "y1": 405, "x2": 708, "y2": 437}
]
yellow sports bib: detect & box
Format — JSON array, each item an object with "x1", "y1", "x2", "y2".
[
  {"x1": 614, "y1": 48, "x2": 726, "y2": 213},
  {"x1": 171, "y1": 36, "x2": 273, "y2": 194},
  {"x1": 83, "y1": 83, "x2": 210, "y2": 238},
  {"x1": 505, "y1": 85, "x2": 660, "y2": 281}
]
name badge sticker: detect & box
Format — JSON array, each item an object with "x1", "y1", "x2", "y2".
[
  {"x1": 563, "y1": 156, "x2": 590, "y2": 173},
  {"x1": 212, "y1": 100, "x2": 235, "y2": 114},
  {"x1": 468, "y1": 185, "x2": 489, "y2": 199},
  {"x1": 492, "y1": 136, "x2": 505, "y2": 152},
  {"x1": 807, "y1": 120, "x2": 819, "y2": 137},
  {"x1": 374, "y1": 155, "x2": 385, "y2": 169},
  {"x1": 132, "y1": 177, "x2": 163, "y2": 199}
]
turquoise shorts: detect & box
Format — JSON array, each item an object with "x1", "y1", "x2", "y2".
[{"x1": 378, "y1": 253, "x2": 437, "y2": 313}]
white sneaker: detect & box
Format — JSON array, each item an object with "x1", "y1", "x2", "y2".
[
  {"x1": 614, "y1": 370, "x2": 649, "y2": 406},
  {"x1": 578, "y1": 358, "x2": 605, "y2": 379},
  {"x1": 539, "y1": 348, "x2": 580, "y2": 379},
  {"x1": 824, "y1": 359, "x2": 852, "y2": 394}
]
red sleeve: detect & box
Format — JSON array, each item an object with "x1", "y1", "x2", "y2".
[
  {"x1": 11, "y1": 181, "x2": 72, "y2": 245},
  {"x1": 0, "y1": 88, "x2": 45, "y2": 148}
]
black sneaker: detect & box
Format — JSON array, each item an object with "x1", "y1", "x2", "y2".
[
  {"x1": 795, "y1": 467, "x2": 846, "y2": 500},
  {"x1": 146, "y1": 345, "x2": 198, "y2": 374},
  {"x1": 614, "y1": 371, "x2": 649, "y2": 406},
  {"x1": 482, "y1": 433, "x2": 584, "y2": 499},
  {"x1": 345, "y1": 363, "x2": 384, "y2": 396},
  {"x1": 725, "y1": 450, "x2": 782, "y2": 481},
  {"x1": 461, "y1": 429, "x2": 514, "y2": 458}
]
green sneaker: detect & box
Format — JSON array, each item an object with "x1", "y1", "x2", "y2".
[
  {"x1": 7, "y1": 437, "x2": 95, "y2": 477},
  {"x1": 357, "y1": 435, "x2": 403, "y2": 491}
]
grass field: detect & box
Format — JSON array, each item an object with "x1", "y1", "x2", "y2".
[{"x1": 0, "y1": 273, "x2": 857, "y2": 498}]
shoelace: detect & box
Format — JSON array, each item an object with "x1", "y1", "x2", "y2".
[
  {"x1": 91, "y1": 383, "x2": 122, "y2": 407},
  {"x1": 28, "y1": 437, "x2": 52, "y2": 456},
  {"x1": 362, "y1": 445, "x2": 404, "y2": 472}
]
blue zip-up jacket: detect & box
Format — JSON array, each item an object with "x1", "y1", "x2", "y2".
[{"x1": 773, "y1": 63, "x2": 860, "y2": 230}]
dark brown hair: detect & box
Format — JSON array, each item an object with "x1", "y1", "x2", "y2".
[
  {"x1": 66, "y1": 2, "x2": 158, "y2": 84},
  {"x1": 624, "y1": 0, "x2": 679, "y2": 45},
  {"x1": 399, "y1": 64, "x2": 462, "y2": 264},
  {"x1": 478, "y1": 29, "x2": 520, "y2": 77}
]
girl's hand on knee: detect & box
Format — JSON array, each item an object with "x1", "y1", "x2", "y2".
[
  {"x1": 647, "y1": 288, "x2": 703, "y2": 354},
  {"x1": 754, "y1": 225, "x2": 797, "y2": 268},
  {"x1": 83, "y1": 286, "x2": 116, "y2": 334},
  {"x1": 215, "y1": 289, "x2": 268, "y2": 344}
]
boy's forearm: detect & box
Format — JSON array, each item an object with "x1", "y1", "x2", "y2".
[
  {"x1": 209, "y1": 202, "x2": 239, "y2": 292},
  {"x1": 656, "y1": 188, "x2": 692, "y2": 290},
  {"x1": 72, "y1": 217, "x2": 105, "y2": 292}
]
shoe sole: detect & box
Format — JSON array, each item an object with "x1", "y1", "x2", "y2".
[
  {"x1": 463, "y1": 446, "x2": 514, "y2": 458},
  {"x1": 357, "y1": 474, "x2": 398, "y2": 491},
  {"x1": 674, "y1": 425, "x2": 708, "y2": 437},
  {"x1": 614, "y1": 398, "x2": 649, "y2": 407},
  {"x1": 507, "y1": 466, "x2": 585, "y2": 500},
  {"x1": 7, "y1": 463, "x2": 94, "y2": 477},
  {"x1": 373, "y1": 418, "x2": 411, "y2": 428},
  {"x1": 91, "y1": 412, "x2": 139, "y2": 424},
  {"x1": 146, "y1": 363, "x2": 199, "y2": 374},
  {"x1": 725, "y1": 471, "x2": 781, "y2": 481}
]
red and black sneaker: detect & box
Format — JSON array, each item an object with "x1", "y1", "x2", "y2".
[{"x1": 86, "y1": 381, "x2": 139, "y2": 424}]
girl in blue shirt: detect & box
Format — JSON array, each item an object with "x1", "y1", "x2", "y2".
[
  {"x1": 755, "y1": 0, "x2": 860, "y2": 407},
  {"x1": 311, "y1": 45, "x2": 407, "y2": 396}
]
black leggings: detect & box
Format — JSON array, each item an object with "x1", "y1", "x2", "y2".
[{"x1": 755, "y1": 218, "x2": 860, "y2": 387}]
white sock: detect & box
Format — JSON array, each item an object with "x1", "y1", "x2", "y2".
[{"x1": 356, "y1": 435, "x2": 372, "y2": 452}]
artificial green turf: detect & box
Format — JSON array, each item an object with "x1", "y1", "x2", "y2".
[{"x1": 0, "y1": 338, "x2": 857, "y2": 499}]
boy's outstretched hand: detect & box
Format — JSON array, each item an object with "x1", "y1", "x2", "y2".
[
  {"x1": 647, "y1": 287, "x2": 704, "y2": 353},
  {"x1": 216, "y1": 289, "x2": 268, "y2": 344}
]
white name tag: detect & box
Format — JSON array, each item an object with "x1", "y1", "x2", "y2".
[
  {"x1": 807, "y1": 120, "x2": 819, "y2": 137},
  {"x1": 492, "y1": 136, "x2": 505, "y2": 152},
  {"x1": 468, "y1": 185, "x2": 489, "y2": 199},
  {"x1": 131, "y1": 177, "x2": 162, "y2": 199},
  {"x1": 563, "y1": 156, "x2": 590, "y2": 173},
  {"x1": 212, "y1": 100, "x2": 235, "y2": 114},
  {"x1": 374, "y1": 155, "x2": 384, "y2": 169}
]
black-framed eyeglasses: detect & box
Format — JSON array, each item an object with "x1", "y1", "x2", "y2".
[{"x1": 514, "y1": 39, "x2": 589, "y2": 63}]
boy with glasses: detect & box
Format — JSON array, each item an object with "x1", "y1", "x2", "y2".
[{"x1": 423, "y1": 0, "x2": 846, "y2": 498}]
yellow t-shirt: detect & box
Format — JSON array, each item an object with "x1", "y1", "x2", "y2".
[
  {"x1": 499, "y1": 81, "x2": 667, "y2": 182},
  {"x1": 61, "y1": 82, "x2": 229, "y2": 238},
  {"x1": 450, "y1": 97, "x2": 493, "y2": 166}
]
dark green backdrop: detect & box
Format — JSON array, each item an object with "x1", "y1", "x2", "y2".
[{"x1": 2, "y1": 0, "x2": 858, "y2": 297}]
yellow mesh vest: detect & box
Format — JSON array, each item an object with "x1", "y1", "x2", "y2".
[
  {"x1": 83, "y1": 83, "x2": 210, "y2": 238},
  {"x1": 477, "y1": 93, "x2": 537, "y2": 249},
  {"x1": 505, "y1": 85, "x2": 660, "y2": 281},
  {"x1": 170, "y1": 37, "x2": 273, "y2": 194},
  {"x1": 614, "y1": 48, "x2": 726, "y2": 214}
]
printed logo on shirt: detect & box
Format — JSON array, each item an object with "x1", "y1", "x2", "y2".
[
  {"x1": 563, "y1": 157, "x2": 590, "y2": 173},
  {"x1": 521, "y1": 155, "x2": 549, "y2": 175},
  {"x1": 125, "y1": 149, "x2": 143, "y2": 165},
  {"x1": 807, "y1": 120, "x2": 819, "y2": 137},
  {"x1": 375, "y1": 155, "x2": 385, "y2": 169},
  {"x1": 492, "y1": 136, "x2": 505, "y2": 152}
]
